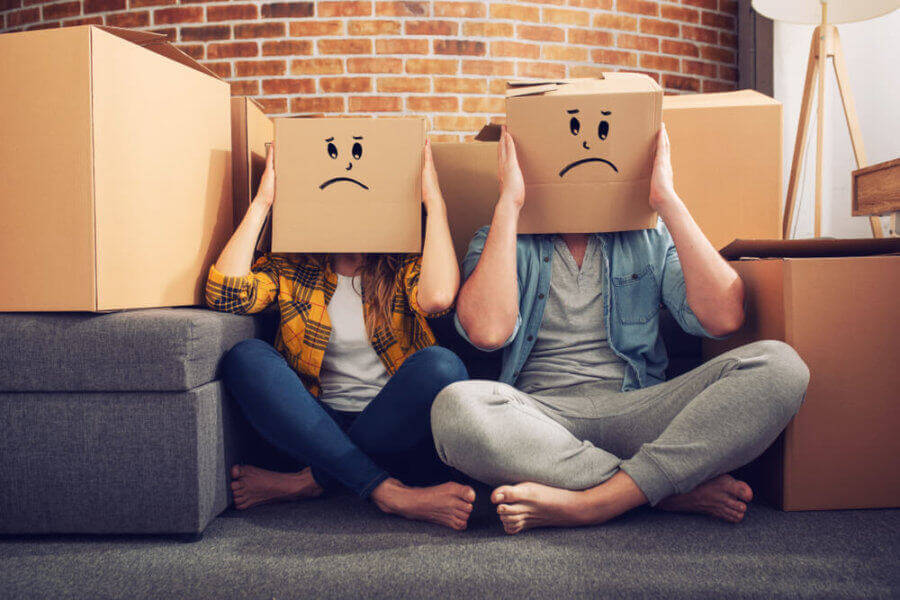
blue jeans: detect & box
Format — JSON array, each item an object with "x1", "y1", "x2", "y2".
[{"x1": 221, "y1": 340, "x2": 469, "y2": 498}]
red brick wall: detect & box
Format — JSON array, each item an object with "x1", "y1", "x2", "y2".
[{"x1": 1, "y1": 0, "x2": 739, "y2": 141}]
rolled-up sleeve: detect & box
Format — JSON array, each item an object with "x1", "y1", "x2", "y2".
[
  {"x1": 205, "y1": 255, "x2": 279, "y2": 315},
  {"x1": 403, "y1": 255, "x2": 452, "y2": 318}
]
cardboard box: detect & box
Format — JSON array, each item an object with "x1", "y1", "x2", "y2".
[
  {"x1": 0, "y1": 26, "x2": 232, "y2": 311},
  {"x1": 272, "y1": 117, "x2": 425, "y2": 253},
  {"x1": 431, "y1": 142, "x2": 499, "y2": 263},
  {"x1": 704, "y1": 238, "x2": 900, "y2": 510},
  {"x1": 483, "y1": 75, "x2": 661, "y2": 234},
  {"x1": 663, "y1": 90, "x2": 783, "y2": 249},
  {"x1": 231, "y1": 96, "x2": 274, "y2": 251}
]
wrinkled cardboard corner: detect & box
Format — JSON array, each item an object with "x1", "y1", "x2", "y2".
[{"x1": 272, "y1": 117, "x2": 425, "y2": 253}]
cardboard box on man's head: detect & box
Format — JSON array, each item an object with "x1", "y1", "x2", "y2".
[
  {"x1": 272, "y1": 117, "x2": 425, "y2": 253},
  {"x1": 477, "y1": 75, "x2": 662, "y2": 234}
]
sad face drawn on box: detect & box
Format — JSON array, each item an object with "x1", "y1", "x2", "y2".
[
  {"x1": 558, "y1": 108, "x2": 617, "y2": 178},
  {"x1": 319, "y1": 135, "x2": 370, "y2": 191}
]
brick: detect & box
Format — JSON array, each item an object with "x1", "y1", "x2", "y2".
[
  {"x1": 702, "y1": 11, "x2": 734, "y2": 30},
  {"x1": 720, "y1": 0, "x2": 738, "y2": 14},
  {"x1": 517, "y1": 24, "x2": 564, "y2": 42},
  {"x1": 262, "y1": 40, "x2": 314, "y2": 56},
  {"x1": 130, "y1": 0, "x2": 175, "y2": 6},
  {"x1": 317, "y1": 1, "x2": 372, "y2": 17},
  {"x1": 618, "y1": 0, "x2": 657, "y2": 16},
  {"x1": 640, "y1": 17, "x2": 678, "y2": 37},
  {"x1": 683, "y1": 59, "x2": 716, "y2": 78},
  {"x1": 488, "y1": 78, "x2": 508, "y2": 94},
  {"x1": 347, "y1": 57, "x2": 403, "y2": 73},
  {"x1": 517, "y1": 61, "x2": 566, "y2": 78},
  {"x1": 568, "y1": 29, "x2": 614, "y2": 46},
  {"x1": 542, "y1": 7, "x2": 589, "y2": 26},
  {"x1": 290, "y1": 20, "x2": 344, "y2": 36},
  {"x1": 291, "y1": 96, "x2": 345, "y2": 114},
  {"x1": 320, "y1": 76, "x2": 373, "y2": 93},
  {"x1": 463, "y1": 21, "x2": 513, "y2": 37},
  {"x1": 720, "y1": 31, "x2": 737, "y2": 47},
  {"x1": 235, "y1": 60, "x2": 286, "y2": 77},
  {"x1": 660, "y1": 5, "x2": 698, "y2": 23},
  {"x1": 569, "y1": 64, "x2": 607, "y2": 78},
  {"x1": 105, "y1": 11, "x2": 150, "y2": 27},
  {"x1": 618, "y1": 69, "x2": 660, "y2": 82},
  {"x1": 703, "y1": 79, "x2": 736, "y2": 93},
  {"x1": 434, "y1": 39, "x2": 486, "y2": 56},
  {"x1": 257, "y1": 98, "x2": 287, "y2": 114},
  {"x1": 349, "y1": 20, "x2": 401, "y2": 35},
  {"x1": 701, "y1": 45, "x2": 735, "y2": 64},
  {"x1": 153, "y1": 7, "x2": 203, "y2": 25},
  {"x1": 26, "y1": 22, "x2": 62, "y2": 30},
  {"x1": 461, "y1": 96, "x2": 503, "y2": 113},
  {"x1": 434, "y1": 1, "x2": 484, "y2": 18},
  {"x1": 150, "y1": 27, "x2": 176, "y2": 39},
  {"x1": 566, "y1": 0, "x2": 612, "y2": 7},
  {"x1": 261, "y1": 2, "x2": 314, "y2": 18},
  {"x1": 542, "y1": 44, "x2": 588, "y2": 62},
  {"x1": 661, "y1": 40, "x2": 698, "y2": 57},
  {"x1": 490, "y1": 3, "x2": 540, "y2": 22},
  {"x1": 591, "y1": 49, "x2": 638, "y2": 67},
  {"x1": 663, "y1": 73, "x2": 700, "y2": 91},
  {"x1": 180, "y1": 25, "x2": 231, "y2": 42},
  {"x1": 681, "y1": 25, "x2": 718, "y2": 44},
  {"x1": 434, "y1": 76, "x2": 486, "y2": 93},
  {"x1": 720, "y1": 65, "x2": 738, "y2": 81},
  {"x1": 406, "y1": 58, "x2": 458, "y2": 74},
  {"x1": 83, "y1": 0, "x2": 126, "y2": 13},
  {"x1": 207, "y1": 41, "x2": 258, "y2": 59},
  {"x1": 377, "y1": 76, "x2": 430, "y2": 92},
  {"x1": 407, "y1": 96, "x2": 458, "y2": 112},
  {"x1": 262, "y1": 78, "x2": 316, "y2": 94},
  {"x1": 62, "y1": 17, "x2": 104, "y2": 27},
  {"x1": 7, "y1": 8, "x2": 39, "y2": 28},
  {"x1": 235, "y1": 22, "x2": 285, "y2": 38},
  {"x1": 376, "y1": 38, "x2": 429, "y2": 54},
  {"x1": 462, "y1": 59, "x2": 515, "y2": 76},
  {"x1": 207, "y1": 4, "x2": 258, "y2": 22},
  {"x1": 618, "y1": 34, "x2": 658, "y2": 52},
  {"x1": 428, "y1": 133, "x2": 461, "y2": 143},
  {"x1": 375, "y1": 1, "x2": 428, "y2": 17},
  {"x1": 291, "y1": 57, "x2": 344, "y2": 75},
  {"x1": 318, "y1": 38, "x2": 372, "y2": 54},
  {"x1": 640, "y1": 53, "x2": 678, "y2": 71},
  {"x1": 42, "y1": 2, "x2": 80, "y2": 20},
  {"x1": 491, "y1": 41, "x2": 540, "y2": 59},
  {"x1": 405, "y1": 20, "x2": 457, "y2": 36},
  {"x1": 433, "y1": 115, "x2": 487, "y2": 132},
  {"x1": 349, "y1": 96, "x2": 402, "y2": 112},
  {"x1": 231, "y1": 80, "x2": 259, "y2": 96},
  {"x1": 592, "y1": 14, "x2": 637, "y2": 31},
  {"x1": 203, "y1": 62, "x2": 232, "y2": 78},
  {"x1": 683, "y1": 0, "x2": 717, "y2": 9}
]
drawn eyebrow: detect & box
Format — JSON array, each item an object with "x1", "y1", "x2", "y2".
[
  {"x1": 566, "y1": 109, "x2": 579, "y2": 114},
  {"x1": 352, "y1": 135, "x2": 363, "y2": 140},
  {"x1": 325, "y1": 137, "x2": 334, "y2": 142},
  {"x1": 601, "y1": 110, "x2": 612, "y2": 115}
]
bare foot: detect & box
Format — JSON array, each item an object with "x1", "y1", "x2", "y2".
[
  {"x1": 371, "y1": 478, "x2": 476, "y2": 531},
  {"x1": 230, "y1": 464, "x2": 324, "y2": 510},
  {"x1": 492, "y1": 472, "x2": 647, "y2": 535},
  {"x1": 658, "y1": 474, "x2": 753, "y2": 523}
]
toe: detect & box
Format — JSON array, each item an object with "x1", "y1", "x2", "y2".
[
  {"x1": 492, "y1": 485, "x2": 518, "y2": 504},
  {"x1": 231, "y1": 465, "x2": 242, "y2": 479},
  {"x1": 461, "y1": 486, "x2": 476, "y2": 503},
  {"x1": 734, "y1": 480, "x2": 753, "y2": 502},
  {"x1": 230, "y1": 481, "x2": 244, "y2": 491}
]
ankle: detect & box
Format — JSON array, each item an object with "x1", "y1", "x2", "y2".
[{"x1": 370, "y1": 478, "x2": 408, "y2": 513}]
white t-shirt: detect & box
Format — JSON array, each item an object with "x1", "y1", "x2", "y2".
[{"x1": 318, "y1": 274, "x2": 389, "y2": 413}]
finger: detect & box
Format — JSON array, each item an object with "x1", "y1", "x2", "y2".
[{"x1": 505, "y1": 131, "x2": 518, "y2": 164}]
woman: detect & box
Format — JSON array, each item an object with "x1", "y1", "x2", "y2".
[{"x1": 207, "y1": 140, "x2": 475, "y2": 531}]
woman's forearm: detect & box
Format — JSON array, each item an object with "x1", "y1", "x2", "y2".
[
  {"x1": 214, "y1": 199, "x2": 270, "y2": 277},
  {"x1": 417, "y1": 201, "x2": 460, "y2": 313}
]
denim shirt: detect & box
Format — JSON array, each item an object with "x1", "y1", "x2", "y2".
[{"x1": 454, "y1": 220, "x2": 719, "y2": 392}]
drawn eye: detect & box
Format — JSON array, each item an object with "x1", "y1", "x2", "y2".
[
  {"x1": 569, "y1": 117, "x2": 580, "y2": 135},
  {"x1": 327, "y1": 142, "x2": 338, "y2": 159},
  {"x1": 598, "y1": 120, "x2": 609, "y2": 140},
  {"x1": 352, "y1": 142, "x2": 363, "y2": 160}
]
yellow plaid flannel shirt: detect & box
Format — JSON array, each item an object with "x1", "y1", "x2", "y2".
[{"x1": 205, "y1": 253, "x2": 446, "y2": 397}]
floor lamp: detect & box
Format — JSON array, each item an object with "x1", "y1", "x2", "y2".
[{"x1": 751, "y1": 0, "x2": 899, "y2": 239}]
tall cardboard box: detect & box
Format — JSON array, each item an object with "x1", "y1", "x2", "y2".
[
  {"x1": 663, "y1": 91, "x2": 783, "y2": 250},
  {"x1": 704, "y1": 238, "x2": 900, "y2": 510},
  {"x1": 0, "y1": 26, "x2": 232, "y2": 311},
  {"x1": 231, "y1": 97, "x2": 274, "y2": 251}
]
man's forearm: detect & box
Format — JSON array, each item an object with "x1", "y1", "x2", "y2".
[{"x1": 456, "y1": 199, "x2": 521, "y2": 349}]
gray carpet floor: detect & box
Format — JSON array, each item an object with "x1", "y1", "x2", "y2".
[{"x1": 2, "y1": 492, "x2": 898, "y2": 600}]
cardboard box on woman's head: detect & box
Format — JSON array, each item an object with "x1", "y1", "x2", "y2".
[{"x1": 272, "y1": 117, "x2": 425, "y2": 253}]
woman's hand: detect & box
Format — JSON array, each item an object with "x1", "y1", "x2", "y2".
[
  {"x1": 252, "y1": 143, "x2": 276, "y2": 210},
  {"x1": 421, "y1": 139, "x2": 445, "y2": 215},
  {"x1": 498, "y1": 125, "x2": 525, "y2": 210},
  {"x1": 649, "y1": 124, "x2": 678, "y2": 212}
]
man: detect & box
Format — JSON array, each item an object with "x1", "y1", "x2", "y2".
[{"x1": 431, "y1": 125, "x2": 809, "y2": 534}]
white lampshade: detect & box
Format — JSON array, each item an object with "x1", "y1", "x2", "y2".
[{"x1": 752, "y1": 0, "x2": 899, "y2": 24}]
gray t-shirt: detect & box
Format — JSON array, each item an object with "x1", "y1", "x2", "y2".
[{"x1": 516, "y1": 235, "x2": 626, "y2": 397}]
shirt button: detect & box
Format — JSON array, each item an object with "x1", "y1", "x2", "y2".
[
  {"x1": 632, "y1": 273, "x2": 639, "y2": 280},
  {"x1": 513, "y1": 371, "x2": 519, "y2": 377},
  {"x1": 538, "y1": 293, "x2": 545, "y2": 300},
  {"x1": 527, "y1": 335, "x2": 533, "y2": 341},
  {"x1": 543, "y1": 256, "x2": 550, "y2": 262}
]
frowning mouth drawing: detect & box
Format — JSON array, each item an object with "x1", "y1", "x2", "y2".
[
  {"x1": 319, "y1": 135, "x2": 370, "y2": 190},
  {"x1": 558, "y1": 157, "x2": 618, "y2": 177},
  {"x1": 558, "y1": 108, "x2": 617, "y2": 178},
  {"x1": 319, "y1": 177, "x2": 369, "y2": 190}
]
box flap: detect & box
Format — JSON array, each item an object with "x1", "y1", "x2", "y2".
[
  {"x1": 663, "y1": 89, "x2": 780, "y2": 110},
  {"x1": 474, "y1": 122, "x2": 502, "y2": 141},
  {"x1": 721, "y1": 238, "x2": 900, "y2": 260},
  {"x1": 94, "y1": 25, "x2": 220, "y2": 80}
]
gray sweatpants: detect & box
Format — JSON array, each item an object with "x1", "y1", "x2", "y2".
[{"x1": 431, "y1": 340, "x2": 809, "y2": 505}]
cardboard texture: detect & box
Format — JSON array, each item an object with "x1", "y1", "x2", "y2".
[
  {"x1": 0, "y1": 25, "x2": 232, "y2": 312},
  {"x1": 705, "y1": 238, "x2": 900, "y2": 510},
  {"x1": 231, "y1": 97, "x2": 274, "y2": 251},
  {"x1": 852, "y1": 157, "x2": 900, "y2": 216},
  {"x1": 431, "y1": 142, "x2": 499, "y2": 263},
  {"x1": 272, "y1": 117, "x2": 424, "y2": 253},
  {"x1": 491, "y1": 75, "x2": 662, "y2": 234},
  {"x1": 663, "y1": 90, "x2": 783, "y2": 249}
]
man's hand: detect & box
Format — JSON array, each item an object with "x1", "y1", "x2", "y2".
[
  {"x1": 649, "y1": 124, "x2": 678, "y2": 212},
  {"x1": 498, "y1": 125, "x2": 525, "y2": 210},
  {"x1": 252, "y1": 143, "x2": 276, "y2": 210},
  {"x1": 421, "y1": 139, "x2": 445, "y2": 215}
]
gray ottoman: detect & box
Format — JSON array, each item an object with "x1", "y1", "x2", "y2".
[{"x1": 0, "y1": 308, "x2": 267, "y2": 537}]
